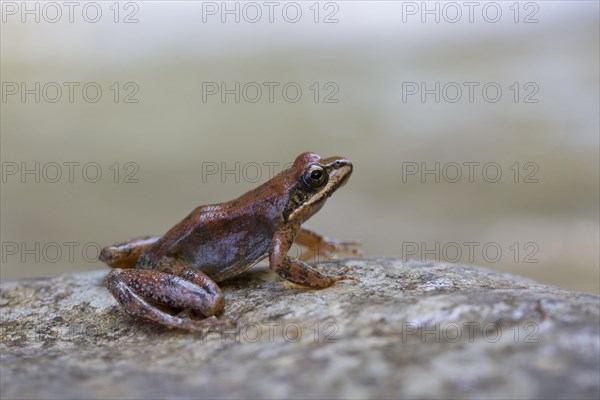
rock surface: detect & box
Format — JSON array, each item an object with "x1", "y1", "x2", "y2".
[{"x1": 1, "y1": 257, "x2": 599, "y2": 399}]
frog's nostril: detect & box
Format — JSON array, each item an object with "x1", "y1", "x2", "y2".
[{"x1": 341, "y1": 160, "x2": 352, "y2": 169}]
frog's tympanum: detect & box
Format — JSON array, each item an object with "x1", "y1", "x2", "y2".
[{"x1": 100, "y1": 152, "x2": 361, "y2": 332}]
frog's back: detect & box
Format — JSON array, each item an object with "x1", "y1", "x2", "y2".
[{"x1": 172, "y1": 204, "x2": 277, "y2": 282}]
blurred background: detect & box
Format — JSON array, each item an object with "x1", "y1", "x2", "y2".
[{"x1": 1, "y1": 1, "x2": 598, "y2": 294}]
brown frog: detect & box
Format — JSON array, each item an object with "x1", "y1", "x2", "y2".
[{"x1": 100, "y1": 152, "x2": 361, "y2": 332}]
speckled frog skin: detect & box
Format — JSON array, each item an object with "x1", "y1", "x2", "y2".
[{"x1": 99, "y1": 152, "x2": 361, "y2": 332}]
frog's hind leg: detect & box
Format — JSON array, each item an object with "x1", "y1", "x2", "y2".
[
  {"x1": 106, "y1": 259, "x2": 229, "y2": 332},
  {"x1": 99, "y1": 236, "x2": 160, "y2": 269}
]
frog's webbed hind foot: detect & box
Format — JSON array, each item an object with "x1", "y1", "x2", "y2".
[
  {"x1": 106, "y1": 265, "x2": 230, "y2": 333},
  {"x1": 99, "y1": 236, "x2": 160, "y2": 269}
]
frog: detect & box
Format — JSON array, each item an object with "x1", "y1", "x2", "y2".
[{"x1": 99, "y1": 152, "x2": 362, "y2": 332}]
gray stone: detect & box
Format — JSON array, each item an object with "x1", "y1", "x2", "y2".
[{"x1": 1, "y1": 258, "x2": 599, "y2": 399}]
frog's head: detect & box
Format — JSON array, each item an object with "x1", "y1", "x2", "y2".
[{"x1": 283, "y1": 152, "x2": 353, "y2": 223}]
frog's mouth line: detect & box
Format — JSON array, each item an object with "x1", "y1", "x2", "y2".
[{"x1": 329, "y1": 168, "x2": 351, "y2": 192}]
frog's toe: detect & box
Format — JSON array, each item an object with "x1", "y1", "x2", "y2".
[
  {"x1": 334, "y1": 266, "x2": 359, "y2": 284},
  {"x1": 338, "y1": 239, "x2": 362, "y2": 246},
  {"x1": 181, "y1": 316, "x2": 236, "y2": 333},
  {"x1": 336, "y1": 266, "x2": 353, "y2": 275},
  {"x1": 337, "y1": 241, "x2": 364, "y2": 257}
]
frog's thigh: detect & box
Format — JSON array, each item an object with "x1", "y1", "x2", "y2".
[
  {"x1": 158, "y1": 260, "x2": 224, "y2": 315},
  {"x1": 106, "y1": 268, "x2": 225, "y2": 332},
  {"x1": 270, "y1": 230, "x2": 353, "y2": 288}
]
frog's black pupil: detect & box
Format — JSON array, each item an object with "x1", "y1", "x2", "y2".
[{"x1": 311, "y1": 170, "x2": 322, "y2": 180}]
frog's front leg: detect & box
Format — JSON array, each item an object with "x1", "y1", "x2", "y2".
[
  {"x1": 295, "y1": 226, "x2": 363, "y2": 262},
  {"x1": 106, "y1": 258, "x2": 228, "y2": 332},
  {"x1": 269, "y1": 226, "x2": 355, "y2": 288}
]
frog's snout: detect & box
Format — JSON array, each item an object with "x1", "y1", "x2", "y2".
[
  {"x1": 323, "y1": 157, "x2": 352, "y2": 174},
  {"x1": 333, "y1": 159, "x2": 352, "y2": 171},
  {"x1": 330, "y1": 159, "x2": 353, "y2": 188},
  {"x1": 99, "y1": 247, "x2": 113, "y2": 263}
]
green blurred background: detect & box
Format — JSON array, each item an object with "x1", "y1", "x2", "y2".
[{"x1": 1, "y1": 1, "x2": 598, "y2": 294}]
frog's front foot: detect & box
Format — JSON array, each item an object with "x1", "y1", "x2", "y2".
[
  {"x1": 270, "y1": 231, "x2": 358, "y2": 289},
  {"x1": 271, "y1": 257, "x2": 358, "y2": 288},
  {"x1": 106, "y1": 263, "x2": 228, "y2": 333},
  {"x1": 334, "y1": 266, "x2": 359, "y2": 283},
  {"x1": 296, "y1": 227, "x2": 363, "y2": 261}
]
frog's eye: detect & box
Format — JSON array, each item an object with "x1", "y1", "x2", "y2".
[{"x1": 302, "y1": 165, "x2": 329, "y2": 189}]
